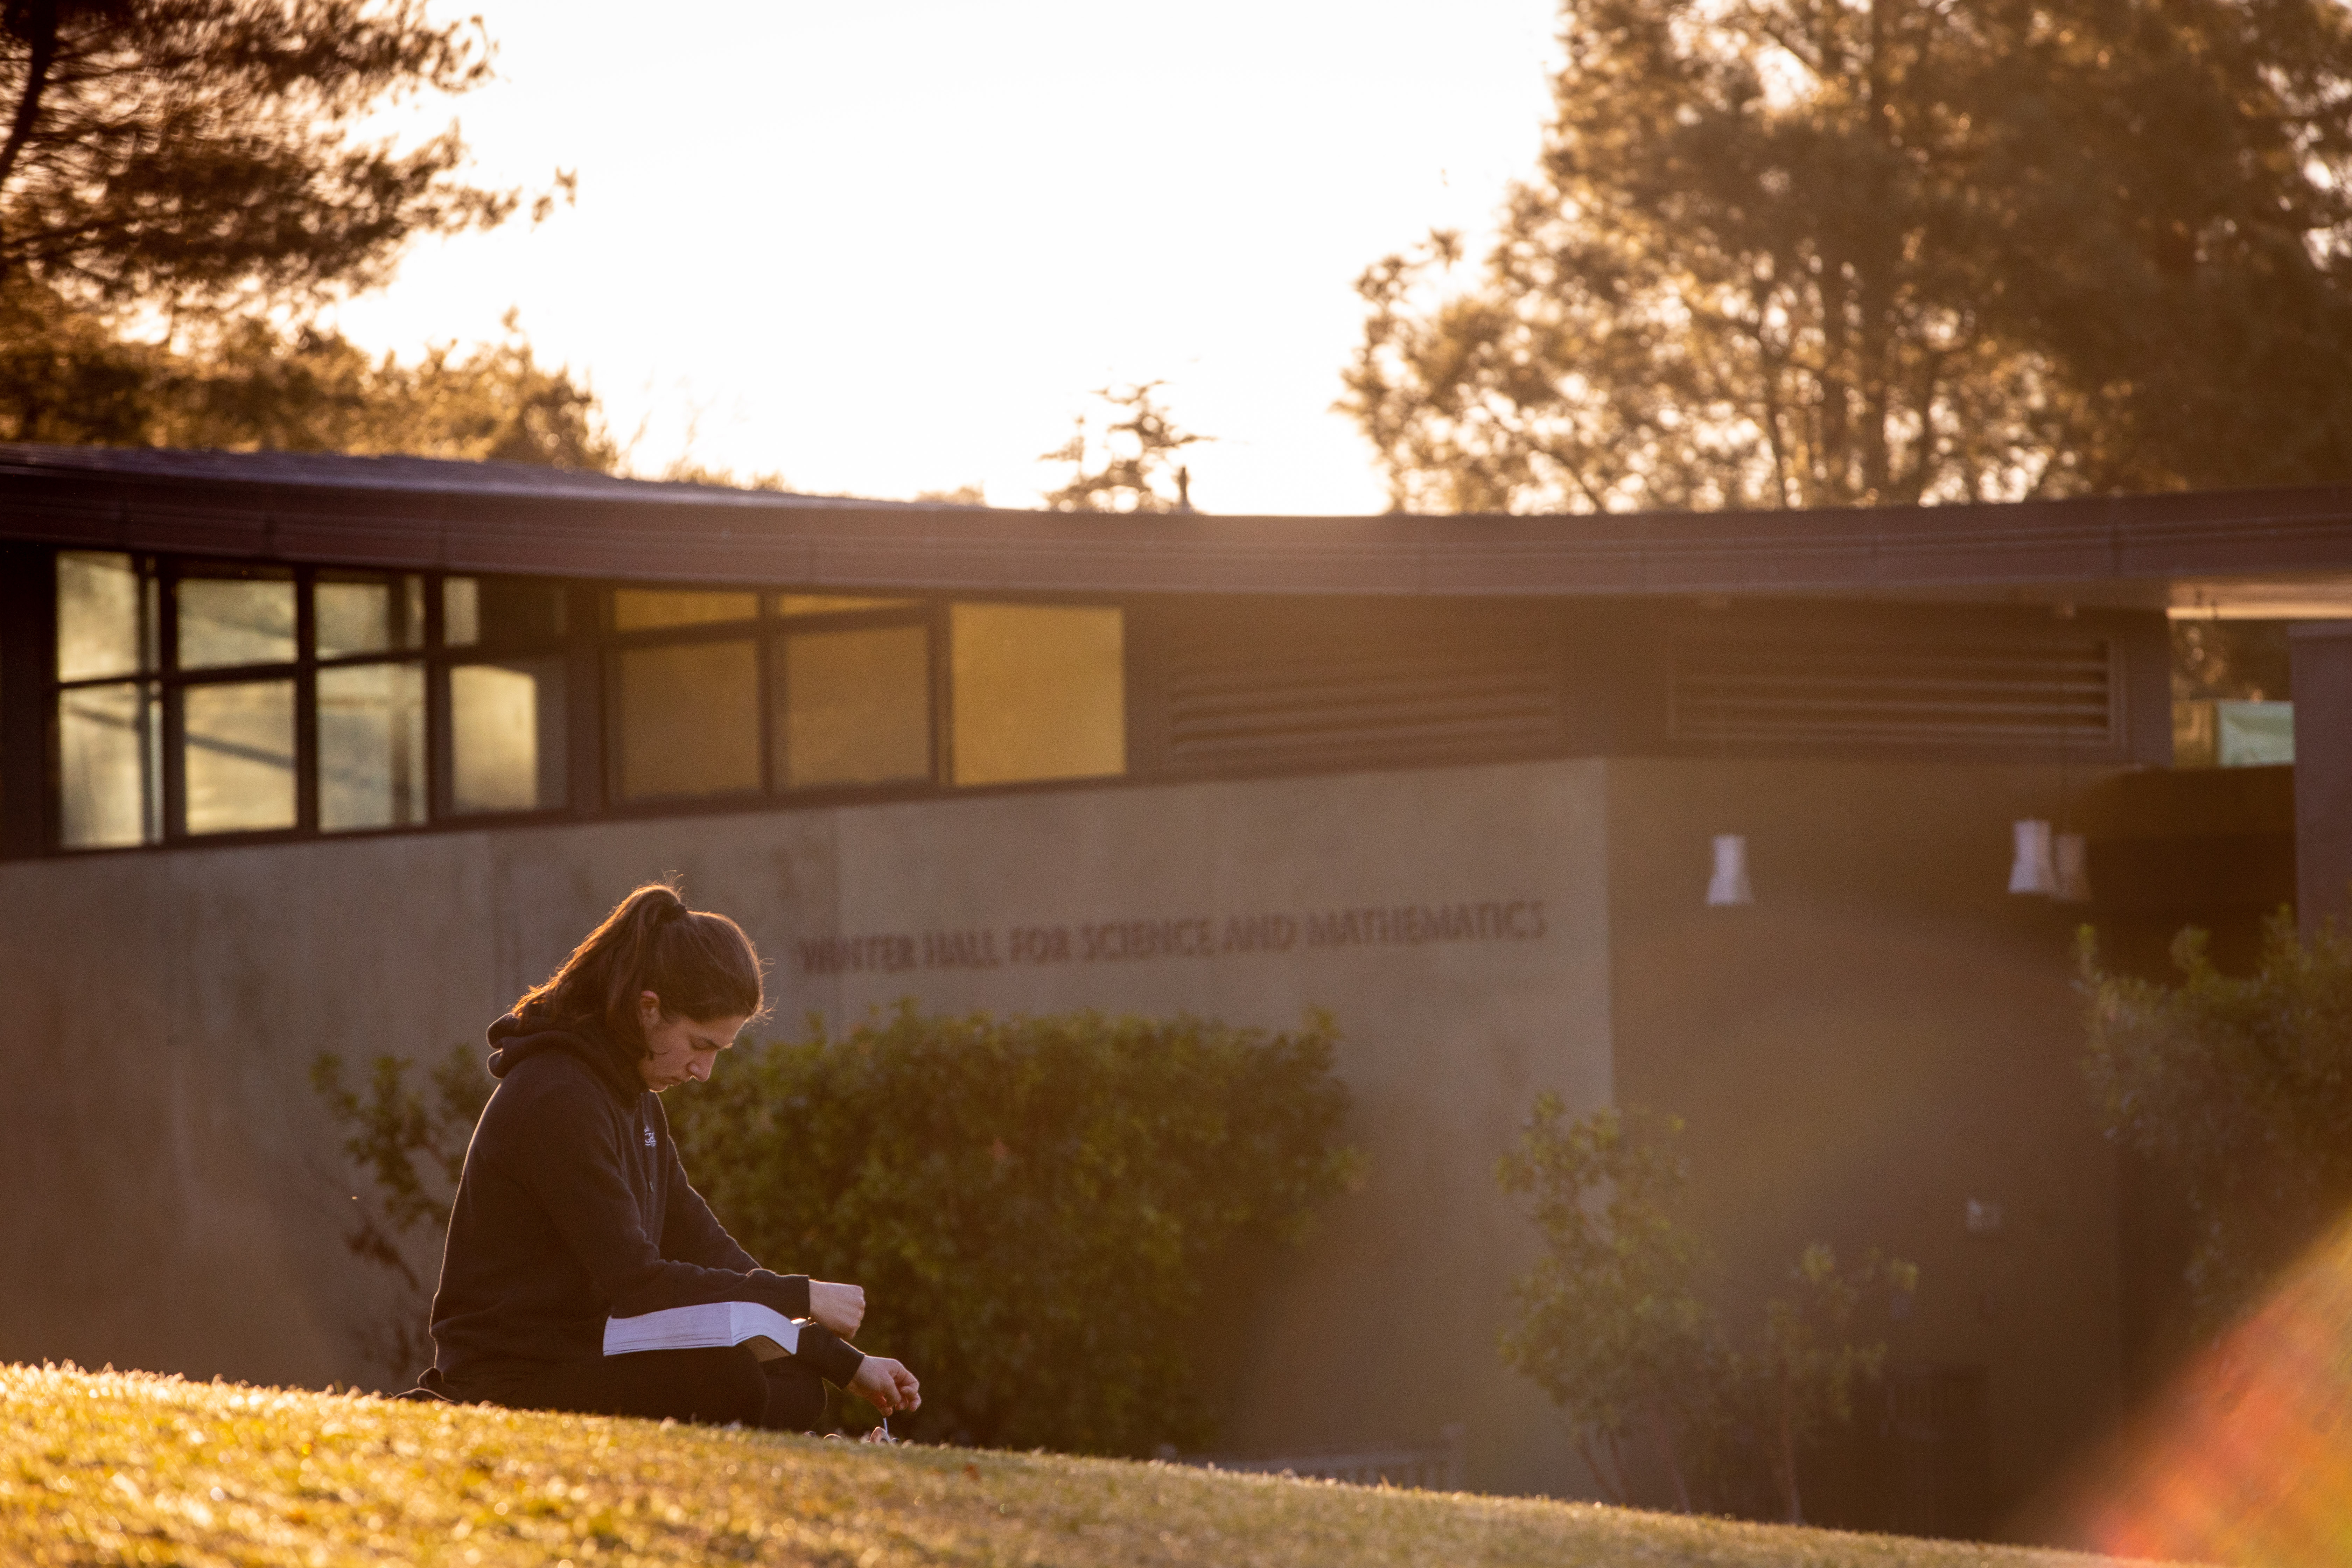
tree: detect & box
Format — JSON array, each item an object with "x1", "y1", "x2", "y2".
[
  {"x1": 2171, "y1": 619, "x2": 2291, "y2": 706},
  {"x1": 1497, "y1": 1094, "x2": 1914, "y2": 1520},
  {"x1": 1497, "y1": 1098, "x2": 1714, "y2": 1508},
  {"x1": 2080, "y1": 917, "x2": 2352, "y2": 1330},
  {"x1": 0, "y1": 1, "x2": 511, "y2": 313},
  {"x1": 160, "y1": 310, "x2": 617, "y2": 468},
  {"x1": 0, "y1": 2, "x2": 610, "y2": 464},
  {"x1": 1344, "y1": 0, "x2": 2352, "y2": 514},
  {"x1": 0, "y1": 293, "x2": 620, "y2": 468},
  {"x1": 1735, "y1": 1242, "x2": 1914, "y2": 1523},
  {"x1": 1039, "y1": 381, "x2": 1209, "y2": 513}
]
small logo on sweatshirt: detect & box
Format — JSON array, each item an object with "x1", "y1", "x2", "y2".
[{"x1": 643, "y1": 1125, "x2": 656, "y2": 1149}]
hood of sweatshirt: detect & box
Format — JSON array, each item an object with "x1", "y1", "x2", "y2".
[{"x1": 484, "y1": 1010, "x2": 644, "y2": 1107}]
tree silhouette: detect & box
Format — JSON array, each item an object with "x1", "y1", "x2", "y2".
[
  {"x1": 1040, "y1": 382, "x2": 1210, "y2": 513},
  {"x1": 1345, "y1": 0, "x2": 2352, "y2": 512}
]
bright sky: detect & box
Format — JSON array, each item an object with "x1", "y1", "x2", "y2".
[{"x1": 330, "y1": 1, "x2": 1563, "y2": 515}]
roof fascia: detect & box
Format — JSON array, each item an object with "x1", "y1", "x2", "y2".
[{"x1": 0, "y1": 467, "x2": 2348, "y2": 601}]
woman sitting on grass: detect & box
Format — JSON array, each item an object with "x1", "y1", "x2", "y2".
[{"x1": 419, "y1": 881, "x2": 919, "y2": 1432}]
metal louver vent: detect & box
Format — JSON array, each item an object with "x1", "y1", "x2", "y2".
[
  {"x1": 1671, "y1": 630, "x2": 2119, "y2": 752},
  {"x1": 1162, "y1": 616, "x2": 1560, "y2": 772}
]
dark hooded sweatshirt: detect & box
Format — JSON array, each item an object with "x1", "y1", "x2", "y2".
[{"x1": 427, "y1": 1011, "x2": 864, "y2": 1399}]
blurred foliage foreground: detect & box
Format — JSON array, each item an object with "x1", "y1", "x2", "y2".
[
  {"x1": 2080, "y1": 914, "x2": 2352, "y2": 1331},
  {"x1": 315, "y1": 1006, "x2": 1359, "y2": 1457},
  {"x1": 0, "y1": 1364, "x2": 2150, "y2": 1568}
]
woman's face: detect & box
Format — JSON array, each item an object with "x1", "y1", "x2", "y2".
[{"x1": 635, "y1": 991, "x2": 750, "y2": 1093}]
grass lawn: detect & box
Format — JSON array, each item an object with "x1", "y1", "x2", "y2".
[{"x1": 2, "y1": 1364, "x2": 2174, "y2": 1567}]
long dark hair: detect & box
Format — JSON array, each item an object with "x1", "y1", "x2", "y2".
[{"x1": 514, "y1": 881, "x2": 764, "y2": 1052}]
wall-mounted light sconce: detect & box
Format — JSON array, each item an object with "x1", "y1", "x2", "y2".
[
  {"x1": 2008, "y1": 819, "x2": 2058, "y2": 896},
  {"x1": 1706, "y1": 834, "x2": 1753, "y2": 906}
]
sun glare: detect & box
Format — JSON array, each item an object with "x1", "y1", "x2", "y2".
[
  {"x1": 2079, "y1": 1213, "x2": 2352, "y2": 1566},
  {"x1": 326, "y1": 0, "x2": 1563, "y2": 513}
]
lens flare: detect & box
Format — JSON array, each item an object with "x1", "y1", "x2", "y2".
[{"x1": 2079, "y1": 1215, "x2": 2352, "y2": 1566}]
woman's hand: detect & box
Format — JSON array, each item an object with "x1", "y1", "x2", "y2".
[
  {"x1": 849, "y1": 1356, "x2": 920, "y2": 1414},
  {"x1": 808, "y1": 1280, "x2": 865, "y2": 1338}
]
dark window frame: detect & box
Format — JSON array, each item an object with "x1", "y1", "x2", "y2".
[
  {"x1": 44, "y1": 552, "x2": 577, "y2": 851},
  {"x1": 426, "y1": 572, "x2": 578, "y2": 826},
  {"x1": 34, "y1": 550, "x2": 1145, "y2": 854},
  {"x1": 600, "y1": 589, "x2": 939, "y2": 808}
]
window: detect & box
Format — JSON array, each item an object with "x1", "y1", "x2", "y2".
[
  {"x1": 46, "y1": 558, "x2": 1137, "y2": 851},
  {"x1": 50, "y1": 556, "x2": 570, "y2": 847},
  {"x1": 176, "y1": 569, "x2": 295, "y2": 670},
  {"x1": 775, "y1": 593, "x2": 917, "y2": 618},
  {"x1": 774, "y1": 623, "x2": 931, "y2": 789},
  {"x1": 59, "y1": 677, "x2": 159, "y2": 848},
  {"x1": 606, "y1": 587, "x2": 938, "y2": 802},
  {"x1": 441, "y1": 575, "x2": 570, "y2": 817},
  {"x1": 443, "y1": 575, "x2": 567, "y2": 648},
  {"x1": 55, "y1": 553, "x2": 162, "y2": 847},
  {"x1": 450, "y1": 657, "x2": 568, "y2": 814},
  {"x1": 614, "y1": 589, "x2": 759, "y2": 631},
  {"x1": 170, "y1": 566, "x2": 299, "y2": 836},
  {"x1": 317, "y1": 576, "x2": 424, "y2": 659},
  {"x1": 444, "y1": 577, "x2": 479, "y2": 646},
  {"x1": 57, "y1": 551, "x2": 153, "y2": 682},
  {"x1": 950, "y1": 603, "x2": 1125, "y2": 786},
  {"x1": 183, "y1": 679, "x2": 296, "y2": 834},
  {"x1": 319, "y1": 662, "x2": 426, "y2": 830},
  {"x1": 614, "y1": 639, "x2": 761, "y2": 800},
  {"x1": 316, "y1": 572, "x2": 427, "y2": 832}
]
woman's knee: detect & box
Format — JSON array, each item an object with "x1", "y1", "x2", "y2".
[
  {"x1": 704, "y1": 1345, "x2": 774, "y2": 1426},
  {"x1": 758, "y1": 1360, "x2": 829, "y2": 1433}
]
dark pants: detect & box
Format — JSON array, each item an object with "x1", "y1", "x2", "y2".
[{"x1": 506, "y1": 1345, "x2": 829, "y2": 1432}]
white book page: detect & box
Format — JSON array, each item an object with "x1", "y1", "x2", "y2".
[
  {"x1": 603, "y1": 1300, "x2": 802, "y2": 1357},
  {"x1": 726, "y1": 1301, "x2": 802, "y2": 1355}
]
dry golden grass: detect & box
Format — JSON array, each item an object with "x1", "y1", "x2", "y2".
[{"x1": 2, "y1": 1363, "x2": 2153, "y2": 1567}]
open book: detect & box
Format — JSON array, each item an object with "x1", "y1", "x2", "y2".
[{"x1": 603, "y1": 1301, "x2": 804, "y2": 1362}]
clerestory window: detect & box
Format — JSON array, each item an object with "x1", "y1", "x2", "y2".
[
  {"x1": 45, "y1": 552, "x2": 1132, "y2": 852},
  {"x1": 51, "y1": 554, "x2": 571, "y2": 849}
]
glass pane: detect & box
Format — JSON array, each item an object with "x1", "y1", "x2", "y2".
[
  {"x1": 450, "y1": 658, "x2": 568, "y2": 813},
  {"x1": 317, "y1": 576, "x2": 424, "y2": 659},
  {"x1": 776, "y1": 625, "x2": 932, "y2": 789},
  {"x1": 59, "y1": 681, "x2": 158, "y2": 847},
  {"x1": 615, "y1": 639, "x2": 761, "y2": 799},
  {"x1": 57, "y1": 552, "x2": 151, "y2": 681},
  {"x1": 444, "y1": 576, "x2": 566, "y2": 648},
  {"x1": 950, "y1": 604, "x2": 1125, "y2": 786},
  {"x1": 444, "y1": 577, "x2": 480, "y2": 646},
  {"x1": 2218, "y1": 699, "x2": 2295, "y2": 767},
  {"x1": 318, "y1": 663, "x2": 427, "y2": 831},
  {"x1": 613, "y1": 589, "x2": 760, "y2": 631},
  {"x1": 774, "y1": 593, "x2": 919, "y2": 617},
  {"x1": 183, "y1": 679, "x2": 296, "y2": 834},
  {"x1": 177, "y1": 574, "x2": 295, "y2": 670}
]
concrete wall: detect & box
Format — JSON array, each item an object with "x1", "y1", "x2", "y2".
[
  {"x1": 1606, "y1": 759, "x2": 2125, "y2": 1535},
  {"x1": 0, "y1": 758, "x2": 1615, "y2": 1496},
  {"x1": 0, "y1": 752, "x2": 2135, "y2": 1518}
]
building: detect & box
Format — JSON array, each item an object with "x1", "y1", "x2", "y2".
[{"x1": 4, "y1": 443, "x2": 2350, "y2": 1537}]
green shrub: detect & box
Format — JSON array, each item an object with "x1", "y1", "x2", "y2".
[
  {"x1": 1497, "y1": 1095, "x2": 1914, "y2": 1521},
  {"x1": 2079, "y1": 915, "x2": 2352, "y2": 1329},
  {"x1": 310, "y1": 1043, "x2": 493, "y2": 1382},
  {"x1": 668, "y1": 1003, "x2": 1359, "y2": 1456}
]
